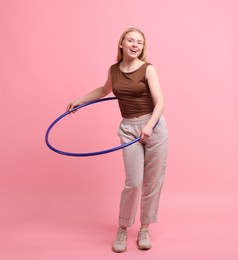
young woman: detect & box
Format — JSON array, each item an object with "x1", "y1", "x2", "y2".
[{"x1": 67, "y1": 28, "x2": 168, "y2": 253}]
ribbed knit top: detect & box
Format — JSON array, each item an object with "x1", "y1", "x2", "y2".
[{"x1": 110, "y1": 62, "x2": 154, "y2": 118}]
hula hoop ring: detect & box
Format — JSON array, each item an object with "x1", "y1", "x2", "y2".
[{"x1": 45, "y1": 97, "x2": 144, "y2": 157}]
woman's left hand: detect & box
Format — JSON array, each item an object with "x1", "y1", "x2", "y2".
[{"x1": 140, "y1": 125, "x2": 153, "y2": 143}]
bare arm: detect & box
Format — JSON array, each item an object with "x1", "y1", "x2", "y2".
[
  {"x1": 66, "y1": 69, "x2": 112, "y2": 111},
  {"x1": 140, "y1": 65, "x2": 165, "y2": 141}
]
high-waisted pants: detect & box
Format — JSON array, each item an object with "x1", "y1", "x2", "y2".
[{"x1": 117, "y1": 114, "x2": 168, "y2": 227}]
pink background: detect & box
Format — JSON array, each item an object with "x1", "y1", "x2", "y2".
[{"x1": 1, "y1": 0, "x2": 238, "y2": 259}]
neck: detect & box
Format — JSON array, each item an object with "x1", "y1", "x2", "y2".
[{"x1": 120, "y1": 58, "x2": 141, "y2": 69}]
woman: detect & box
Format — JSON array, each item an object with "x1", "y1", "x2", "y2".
[{"x1": 67, "y1": 28, "x2": 168, "y2": 253}]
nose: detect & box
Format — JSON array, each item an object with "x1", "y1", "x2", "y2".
[{"x1": 132, "y1": 41, "x2": 138, "y2": 47}]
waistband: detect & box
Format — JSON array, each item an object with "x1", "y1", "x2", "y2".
[{"x1": 121, "y1": 113, "x2": 152, "y2": 125}]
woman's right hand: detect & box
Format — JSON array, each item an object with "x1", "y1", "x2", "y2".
[{"x1": 66, "y1": 99, "x2": 81, "y2": 112}]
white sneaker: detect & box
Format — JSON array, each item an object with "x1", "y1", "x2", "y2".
[
  {"x1": 137, "y1": 228, "x2": 152, "y2": 250},
  {"x1": 112, "y1": 228, "x2": 127, "y2": 253}
]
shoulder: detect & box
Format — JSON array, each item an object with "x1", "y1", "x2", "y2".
[
  {"x1": 138, "y1": 62, "x2": 152, "y2": 74},
  {"x1": 144, "y1": 61, "x2": 153, "y2": 69},
  {"x1": 109, "y1": 62, "x2": 120, "y2": 81},
  {"x1": 145, "y1": 63, "x2": 156, "y2": 73},
  {"x1": 145, "y1": 63, "x2": 159, "y2": 80},
  {"x1": 110, "y1": 62, "x2": 120, "y2": 71}
]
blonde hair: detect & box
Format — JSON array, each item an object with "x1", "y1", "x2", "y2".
[{"x1": 116, "y1": 27, "x2": 147, "y2": 62}]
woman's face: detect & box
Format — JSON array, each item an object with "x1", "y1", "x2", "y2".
[{"x1": 120, "y1": 31, "x2": 144, "y2": 60}]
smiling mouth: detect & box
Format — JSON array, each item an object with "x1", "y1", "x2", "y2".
[{"x1": 129, "y1": 48, "x2": 138, "y2": 54}]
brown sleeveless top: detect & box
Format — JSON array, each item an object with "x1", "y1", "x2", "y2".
[{"x1": 110, "y1": 62, "x2": 154, "y2": 118}]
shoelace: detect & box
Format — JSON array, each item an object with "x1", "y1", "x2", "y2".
[
  {"x1": 116, "y1": 229, "x2": 127, "y2": 242},
  {"x1": 138, "y1": 229, "x2": 149, "y2": 240}
]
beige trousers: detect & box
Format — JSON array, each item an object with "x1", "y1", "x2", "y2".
[{"x1": 118, "y1": 114, "x2": 168, "y2": 227}]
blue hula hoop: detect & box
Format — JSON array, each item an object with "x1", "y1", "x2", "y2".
[{"x1": 45, "y1": 97, "x2": 143, "y2": 157}]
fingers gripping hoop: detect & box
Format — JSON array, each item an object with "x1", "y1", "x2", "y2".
[{"x1": 45, "y1": 97, "x2": 143, "y2": 157}]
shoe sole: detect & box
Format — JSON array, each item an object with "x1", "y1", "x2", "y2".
[
  {"x1": 137, "y1": 241, "x2": 152, "y2": 250},
  {"x1": 137, "y1": 245, "x2": 151, "y2": 250},
  {"x1": 112, "y1": 247, "x2": 127, "y2": 253}
]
